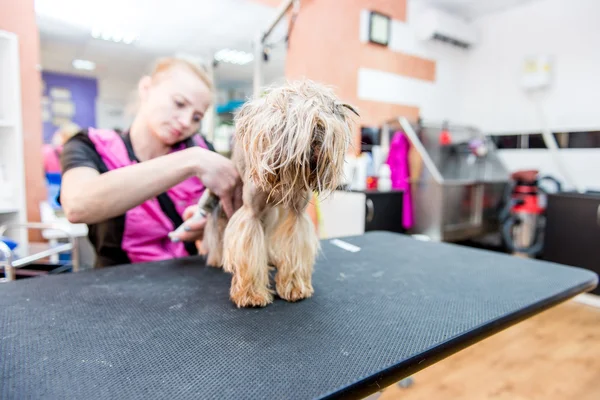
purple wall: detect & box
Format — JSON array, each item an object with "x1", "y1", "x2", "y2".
[{"x1": 41, "y1": 71, "x2": 98, "y2": 144}]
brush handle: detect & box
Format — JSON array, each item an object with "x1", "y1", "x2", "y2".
[{"x1": 168, "y1": 189, "x2": 217, "y2": 241}]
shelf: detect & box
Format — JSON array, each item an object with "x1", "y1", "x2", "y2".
[{"x1": 0, "y1": 29, "x2": 27, "y2": 249}]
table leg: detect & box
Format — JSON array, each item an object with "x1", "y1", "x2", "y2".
[
  {"x1": 71, "y1": 237, "x2": 80, "y2": 273},
  {"x1": 49, "y1": 239, "x2": 59, "y2": 263},
  {"x1": 398, "y1": 376, "x2": 414, "y2": 388}
]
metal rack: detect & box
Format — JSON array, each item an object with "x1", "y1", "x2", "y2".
[
  {"x1": 0, "y1": 222, "x2": 80, "y2": 282},
  {"x1": 381, "y1": 117, "x2": 511, "y2": 242}
]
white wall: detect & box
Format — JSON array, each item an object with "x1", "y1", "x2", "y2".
[
  {"x1": 95, "y1": 78, "x2": 136, "y2": 131},
  {"x1": 357, "y1": 1, "x2": 470, "y2": 122},
  {"x1": 459, "y1": 0, "x2": 600, "y2": 134},
  {"x1": 357, "y1": 0, "x2": 600, "y2": 191},
  {"x1": 456, "y1": 0, "x2": 600, "y2": 191},
  {"x1": 361, "y1": 0, "x2": 600, "y2": 134}
]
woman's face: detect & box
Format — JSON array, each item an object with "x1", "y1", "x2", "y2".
[{"x1": 139, "y1": 65, "x2": 212, "y2": 146}]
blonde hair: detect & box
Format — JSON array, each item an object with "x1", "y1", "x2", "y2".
[
  {"x1": 52, "y1": 122, "x2": 80, "y2": 146},
  {"x1": 126, "y1": 56, "x2": 214, "y2": 116},
  {"x1": 234, "y1": 79, "x2": 358, "y2": 208},
  {"x1": 150, "y1": 56, "x2": 214, "y2": 91},
  {"x1": 203, "y1": 80, "x2": 358, "y2": 307}
]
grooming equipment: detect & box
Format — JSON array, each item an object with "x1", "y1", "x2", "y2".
[
  {"x1": 500, "y1": 170, "x2": 561, "y2": 257},
  {"x1": 380, "y1": 117, "x2": 510, "y2": 242},
  {"x1": 169, "y1": 189, "x2": 220, "y2": 240}
]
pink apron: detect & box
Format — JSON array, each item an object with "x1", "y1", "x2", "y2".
[{"x1": 87, "y1": 128, "x2": 208, "y2": 263}]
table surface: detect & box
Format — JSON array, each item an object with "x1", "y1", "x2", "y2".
[{"x1": 1, "y1": 232, "x2": 597, "y2": 400}]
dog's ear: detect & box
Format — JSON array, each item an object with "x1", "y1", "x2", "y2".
[{"x1": 339, "y1": 103, "x2": 360, "y2": 117}]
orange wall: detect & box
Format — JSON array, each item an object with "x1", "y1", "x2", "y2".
[
  {"x1": 283, "y1": 0, "x2": 433, "y2": 151},
  {"x1": 0, "y1": 0, "x2": 46, "y2": 238}
]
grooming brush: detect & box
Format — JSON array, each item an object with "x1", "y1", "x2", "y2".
[{"x1": 169, "y1": 189, "x2": 220, "y2": 241}]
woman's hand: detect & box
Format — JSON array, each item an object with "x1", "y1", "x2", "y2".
[
  {"x1": 192, "y1": 148, "x2": 243, "y2": 218},
  {"x1": 169, "y1": 205, "x2": 207, "y2": 243}
]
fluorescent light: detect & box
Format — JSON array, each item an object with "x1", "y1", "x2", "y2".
[
  {"x1": 214, "y1": 48, "x2": 254, "y2": 65},
  {"x1": 36, "y1": 0, "x2": 140, "y2": 44},
  {"x1": 122, "y1": 33, "x2": 138, "y2": 44},
  {"x1": 90, "y1": 26, "x2": 139, "y2": 45},
  {"x1": 72, "y1": 59, "x2": 96, "y2": 71},
  {"x1": 91, "y1": 27, "x2": 101, "y2": 38}
]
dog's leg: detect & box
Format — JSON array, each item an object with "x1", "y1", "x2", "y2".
[
  {"x1": 268, "y1": 201, "x2": 319, "y2": 302},
  {"x1": 202, "y1": 205, "x2": 228, "y2": 268},
  {"x1": 222, "y1": 184, "x2": 272, "y2": 308}
]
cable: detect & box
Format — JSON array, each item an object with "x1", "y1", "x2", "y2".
[{"x1": 529, "y1": 90, "x2": 585, "y2": 193}]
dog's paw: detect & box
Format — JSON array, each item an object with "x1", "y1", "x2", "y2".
[
  {"x1": 222, "y1": 260, "x2": 235, "y2": 274},
  {"x1": 205, "y1": 254, "x2": 223, "y2": 269},
  {"x1": 231, "y1": 287, "x2": 274, "y2": 308},
  {"x1": 276, "y1": 277, "x2": 314, "y2": 302}
]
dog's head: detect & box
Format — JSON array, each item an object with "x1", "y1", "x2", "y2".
[{"x1": 234, "y1": 80, "x2": 358, "y2": 207}]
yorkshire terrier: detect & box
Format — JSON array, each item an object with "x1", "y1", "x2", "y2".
[{"x1": 201, "y1": 80, "x2": 357, "y2": 308}]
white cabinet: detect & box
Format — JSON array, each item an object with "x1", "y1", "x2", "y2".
[
  {"x1": 318, "y1": 191, "x2": 366, "y2": 239},
  {"x1": 0, "y1": 30, "x2": 28, "y2": 248}
]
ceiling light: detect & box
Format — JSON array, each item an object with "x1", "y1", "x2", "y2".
[
  {"x1": 72, "y1": 59, "x2": 96, "y2": 71},
  {"x1": 122, "y1": 33, "x2": 138, "y2": 44},
  {"x1": 90, "y1": 26, "x2": 139, "y2": 45},
  {"x1": 214, "y1": 48, "x2": 254, "y2": 65},
  {"x1": 91, "y1": 27, "x2": 101, "y2": 38}
]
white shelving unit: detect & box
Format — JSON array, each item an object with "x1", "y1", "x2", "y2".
[{"x1": 0, "y1": 30, "x2": 28, "y2": 248}]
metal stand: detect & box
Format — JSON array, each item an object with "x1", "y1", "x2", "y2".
[
  {"x1": 252, "y1": 0, "x2": 299, "y2": 96},
  {"x1": 0, "y1": 222, "x2": 80, "y2": 283}
]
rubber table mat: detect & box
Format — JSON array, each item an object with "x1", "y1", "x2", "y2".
[{"x1": 1, "y1": 232, "x2": 597, "y2": 399}]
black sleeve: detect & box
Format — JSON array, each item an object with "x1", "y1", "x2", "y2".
[
  {"x1": 202, "y1": 135, "x2": 216, "y2": 152},
  {"x1": 61, "y1": 131, "x2": 108, "y2": 174}
]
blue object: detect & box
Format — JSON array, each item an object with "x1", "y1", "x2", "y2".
[
  {"x1": 46, "y1": 172, "x2": 62, "y2": 185},
  {"x1": 0, "y1": 236, "x2": 18, "y2": 251},
  {"x1": 46, "y1": 172, "x2": 62, "y2": 209},
  {"x1": 59, "y1": 251, "x2": 71, "y2": 262},
  {"x1": 216, "y1": 100, "x2": 244, "y2": 114}
]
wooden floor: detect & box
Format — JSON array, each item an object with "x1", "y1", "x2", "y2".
[{"x1": 380, "y1": 299, "x2": 600, "y2": 400}]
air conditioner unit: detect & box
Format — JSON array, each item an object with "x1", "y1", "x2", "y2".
[{"x1": 415, "y1": 8, "x2": 479, "y2": 49}]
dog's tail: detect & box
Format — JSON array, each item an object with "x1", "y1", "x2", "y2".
[{"x1": 234, "y1": 80, "x2": 357, "y2": 209}]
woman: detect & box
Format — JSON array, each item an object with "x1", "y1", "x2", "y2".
[{"x1": 59, "y1": 57, "x2": 242, "y2": 268}]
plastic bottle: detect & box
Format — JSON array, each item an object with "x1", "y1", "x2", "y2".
[
  {"x1": 377, "y1": 163, "x2": 392, "y2": 191},
  {"x1": 352, "y1": 154, "x2": 367, "y2": 190}
]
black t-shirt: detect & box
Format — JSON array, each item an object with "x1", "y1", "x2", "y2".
[{"x1": 60, "y1": 130, "x2": 215, "y2": 268}]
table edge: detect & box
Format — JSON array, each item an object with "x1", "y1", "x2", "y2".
[{"x1": 319, "y1": 277, "x2": 598, "y2": 400}]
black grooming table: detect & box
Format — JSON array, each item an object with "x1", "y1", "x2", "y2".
[{"x1": 1, "y1": 232, "x2": 597, "y2": 399}]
